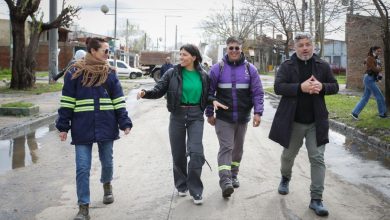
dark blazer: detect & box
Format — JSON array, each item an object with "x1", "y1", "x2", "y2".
[{"x1": 268, "y1": 54, "x2": 339, "y2": 148}]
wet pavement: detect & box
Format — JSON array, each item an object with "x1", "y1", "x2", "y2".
[{"x1": 0, "y1": 81, "x2": 389, "y2": 219}]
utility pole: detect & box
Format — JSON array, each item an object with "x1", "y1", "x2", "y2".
[
  {"x1": 126, "y1": 19, "x2": 129, "y2": 64},
  {"x1": 232, "y1": 0, "x2": 235, "y2": 35},
  {"x1": 175, "y1": 25, "x2": 178, "y2": 50},
  {"x1": 49, "y1": 0, "x2": 58, "y2": 82},
  {"x1": 309, "y1": 0, "x2": 313, "y2": 36}
]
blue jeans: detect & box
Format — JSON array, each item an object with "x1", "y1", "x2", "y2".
[
  {"x1": 75, "y1": 141, "x2": 113, "y2": 205},
  {"x1": 352, "y1": 74, "x2": 387, "y2": 117}
]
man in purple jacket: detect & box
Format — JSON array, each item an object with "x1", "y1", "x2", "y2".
[{"x1": 206, "y1": 36, "x2": 264, "y2": 198}]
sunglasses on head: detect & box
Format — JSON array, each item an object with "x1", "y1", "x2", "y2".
[{"x1": 228, "y1": 46, "x2": 240, "y2": 51}]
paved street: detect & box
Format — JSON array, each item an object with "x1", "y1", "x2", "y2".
[{"x1": 0, "y1": 79, "x2": 389, "y2": 220}]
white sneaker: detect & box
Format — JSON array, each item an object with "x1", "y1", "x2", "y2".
[
  {"x1": 192, "y1": 194, "x2": 203, "y2": 205},
  {"x1": 178, "y1": 190, "x2": 187, "y2": 197}
]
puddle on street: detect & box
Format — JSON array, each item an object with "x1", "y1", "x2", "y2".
[
  {"x1": 0, "y1": 124, "x2": 55, "y2": 175},
  {"x1": 326, "y1": 130, "x2": 390, "y2": 199}
]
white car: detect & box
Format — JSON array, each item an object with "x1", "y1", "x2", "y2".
[{"x1": 108, "y1": 59, "x2": 143, "y2": 79}]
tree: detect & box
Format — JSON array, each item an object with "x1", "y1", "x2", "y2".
[
  {"x1": 372, "y1": 0, "x2": 390, "y2": 108},
  {"x1": 201, "y1": 2, "x2": 262, "y2": 43},
  {"x1": 4, "y1": 0, "x2": 80, "y2": 90}
]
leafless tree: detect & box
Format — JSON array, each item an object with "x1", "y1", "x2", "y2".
[
  {"x1": 4, "y1": 0, "x2": 80, "y2": 90},
  {"x1": 200, "y1": 2, "x2": 262, "y2": 43}
]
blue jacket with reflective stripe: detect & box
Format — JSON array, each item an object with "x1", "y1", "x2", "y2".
[{"x1": 56, "y1": 67, "x2": 133, "y2": 145}]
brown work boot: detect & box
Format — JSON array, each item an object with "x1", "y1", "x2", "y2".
[
  {"x1": 74, "y1": 204, "x2": 90, "y2": 220},
  {"x1": 103, "y1": 182, "x2": 114, "y2": 204}
]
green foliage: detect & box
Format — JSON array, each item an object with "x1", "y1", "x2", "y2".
[
  {"x1": 0, "y1": 82, "x2": 63, "y2": 94},
  {"x1": 1, "y1": 101, "x2": 34, "y2": 108},
  {"x1": 335, "y1": 75, "x2": 346, "y2": 84}
]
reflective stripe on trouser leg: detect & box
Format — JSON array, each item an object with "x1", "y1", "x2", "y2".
[
  {"x1": 231, "y1": 122, "x2": 248, "y2": 177},
  {"x1": 215, "y1": 119, "x2": 234, "y2": 187}
]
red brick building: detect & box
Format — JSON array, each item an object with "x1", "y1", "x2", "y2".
[{"x1": 345, "y1": 14, "x2": 384, "y2": 91}]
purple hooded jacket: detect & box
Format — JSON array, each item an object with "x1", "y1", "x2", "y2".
[{"x1": 205, "y1": 54, "x2": 264, "y2": 123}]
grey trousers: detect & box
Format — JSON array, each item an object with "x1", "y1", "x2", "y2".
[
  {"x1": 169, "y1": 106, "x2": 205, "y2": 196},
  {"x1": 215, "y1": 119, "x2": 248, "y2": 188},
  {"x1": 280, "y1": 122, "x2": 326, "y2": 199}
]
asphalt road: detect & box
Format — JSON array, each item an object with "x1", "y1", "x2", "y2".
[{"x1": 0, "y1": 80, "x2": 389, "y2": 220}]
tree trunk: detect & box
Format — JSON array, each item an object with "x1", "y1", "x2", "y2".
[{"x1": 10, "y1": 19, "x2": 33, "y2": 89}]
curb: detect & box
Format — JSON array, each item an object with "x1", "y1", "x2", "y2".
[
  {"x1": 265, "y1": 91, "x2": 390, "y2": 154},
  {"x1": 0, "y1": 112, "x2": 58, "y2": 140}
]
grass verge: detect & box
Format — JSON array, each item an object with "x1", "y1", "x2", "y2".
[
  {"x1": 0, "y1": 82, "x2": 63, "y2": 95},
  {"x1": 265, "y1": 87, "x2": 390, "y2": 143},
  {"x1": 1, "y1": 101, "x2": 34, "y2": 108}
]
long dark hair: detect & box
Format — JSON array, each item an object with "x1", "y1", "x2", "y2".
[
  {"x1": 179, "y1": 44, "x2": 203, "y2": 67},
  {"x1": 86, "y1": 37, "x2": 107, "y2": 53},
  {"x1": 368, "y1": 46, "x2": 381, "y2": 57}
]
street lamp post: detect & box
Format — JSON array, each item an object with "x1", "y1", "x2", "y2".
[
  {"x1": 164, "y1": 15, "x2": 181, "y2": 51},
  {"x1": 101, "y1": 0, "x2": 117, "y2": 67}
]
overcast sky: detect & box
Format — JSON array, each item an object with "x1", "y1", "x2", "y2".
[{"x1": 0, "y1": 0, "x2": 344, "y2": 49}]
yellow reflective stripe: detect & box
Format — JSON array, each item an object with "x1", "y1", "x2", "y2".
[
  {"x1": 100, "y1": 98, "x2": 112, "y2": 104},
  {"x1": 218, "y1": 165, "x2": 231, "y2": 171},
  {"x1": 60, "y1": 103, "x2": 75, "y2": 109},
  {"x1": 76, "y1": 99, "x2": 94, "y2": 105},
  {"x1": 112, "y1": 96, "x2": 125, "y2": 104},
  {"x1": 114, "y1": 103, "x2": 126, "y2": 110},
  {"x1": 61, "y1": 96, "x2": 76, "y2": 103},
  {"x1": 231, "y1": 162, "x2": 240, "y2": 167},
  {"x1": 74, "y1": 106, "x2": 94, "y2": 112},
  {"x1": 100, "y1": 105, "x2": 114, "y2": 110}
]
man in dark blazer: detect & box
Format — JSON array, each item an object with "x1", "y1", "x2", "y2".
[{"x1": 269, "y1": 32, "x2": 339, "y2": 217}]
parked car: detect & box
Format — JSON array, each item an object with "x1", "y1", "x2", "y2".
[{"x1": 108, "y1": 59, "x2": 143, "y2": 79}]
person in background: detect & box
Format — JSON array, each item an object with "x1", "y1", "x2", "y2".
[
  {"x1": 205, "y1": 36, "x2": 264, "y2": 198},
  {"x1": 351, "y1": 46, "x2": 388, "y2": 119},
  {"x1": 53, "y1": 49, "x2": 86, "y2": 81},
  {"x1": 269, "y1": 32, "x2": 339, "y2": 217},
  {"x1": 137, "y1": 44, "x2": 209, "y2": 205},
  {"x1": 160, "y1": 56, "x2": 174, "y2": 78},
  {"x1": 56, "y1": 37, "x2": 132, "y2": 220}
]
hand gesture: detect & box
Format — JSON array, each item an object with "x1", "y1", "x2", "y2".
[
  {"x1": 137, "y1": 90, "x2": 145, "y2": 100},
  {"x1": 213, "y1": 100, "x2": 228, "y2": 110},
  {"x1": 301, "y1": 75, "x2": 322, "y2": 94}
]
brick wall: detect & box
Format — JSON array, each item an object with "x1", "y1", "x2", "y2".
[
  {"x1": 0, "y1": 42, "x2": 82, "y2": 71},
  {"x1": 346, "y1": 14, "x2": 384, "y2": 91}
]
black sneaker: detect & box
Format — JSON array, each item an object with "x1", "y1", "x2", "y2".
[
  {"x1": 192, "y1": 194, "x2": 203, "y2": 205},
  {"x1": 350, "y1": 113, "x2": 359, "y2": 120},
  {"x1": 232, "y1": 177, "x2": 240, "y2": 188},
  {"x1": 278, "y1": 176, "x2": 290, "y2": 195},
  {"x1": 309, "y1": 199, "x2": 329, "y2": 216},
  {"x1": 379, "y1": 114, "x2": 389, "y2": 119},
  {"x1": 222, "y1": 183, "x2": 234, "y2": 198}
]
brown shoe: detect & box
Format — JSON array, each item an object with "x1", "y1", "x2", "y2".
[
  {"x1": 74, "y1": 204, "x2": 90, "y2": 220},
  {"x1": 103, "y1": 182, "x2": 114, "y2": 204}
]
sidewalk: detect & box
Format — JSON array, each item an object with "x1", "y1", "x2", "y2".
[{"x1": 0, "y1": 91, "x2": 60, "y2": 139}]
